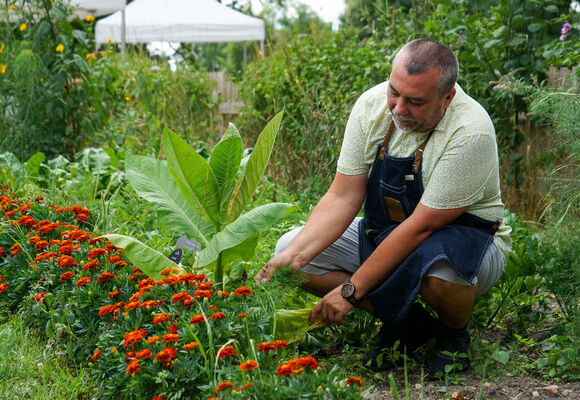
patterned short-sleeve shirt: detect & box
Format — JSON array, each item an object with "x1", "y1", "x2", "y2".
[{"x1": 337, "y1": 82, "x2": 511, "y2": 257}]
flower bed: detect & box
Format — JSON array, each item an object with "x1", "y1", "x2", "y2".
[{"x1": 0, "y1": 185, "x2": 368, "y2": 399}]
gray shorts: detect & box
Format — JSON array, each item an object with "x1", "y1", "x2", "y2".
[{"x1": 275, "y1": 217, "x2": 505, "y2": 296}]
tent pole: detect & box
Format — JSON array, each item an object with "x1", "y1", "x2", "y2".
[
  {"x1": 243, "y1": 43, "x2": 247, "y2": 63},
  {"x1": 121, "y1": 0, "x2": 126, "y2": 54},
  {"x1": 260, "y1": 40, "x2": 264, "y2": 57}
]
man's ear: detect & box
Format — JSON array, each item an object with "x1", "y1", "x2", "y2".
[{"x1": 442, "y1": 88, "x2": 456, "y2": 108}]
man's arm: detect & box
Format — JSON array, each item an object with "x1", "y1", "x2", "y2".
[
  {"x1": 309, "y1": 202, "x2": 468, "y2": 324},
  {"x1": 255, "y1": 172, "x2": 367, "y2": 282}
]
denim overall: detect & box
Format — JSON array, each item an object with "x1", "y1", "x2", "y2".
[{"x1": 359, "y1": 122, "x2": 500, "y2": 325}]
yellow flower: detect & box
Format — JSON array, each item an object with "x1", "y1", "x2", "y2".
[
  {"x1": 99, "y1": 52, "x2": 106, "y2": 57},
  {"x1": 0, "y1": 44, "x2": 5, "y2": 54},
  {"x1": 19, "y1": 22, "x2": 27, "y2": 31},
  {"x1": 56, "y1": 44, "x2": 64, "y2": 53},
  {"x1": 0, "y1": 64, "x2": 6, "y2": 75},
  {"x1": 9, "y1": 3, "x2": 14, "y2": 11},
  {"x1": 86, "y1": 53, "x2": 96, "y2": 61},
  {"x1": 107, "y1": 37, "x2": 113, "y2": 42},
  {"x1": 40, "y1": 77, "x2": 44, "y2": 82},
  {"x1": 125, "y1": 96, "x2": 131, "y2": 101},
  {"x1": 85, "y1": 15, "x2": 95, "y2": 22}
]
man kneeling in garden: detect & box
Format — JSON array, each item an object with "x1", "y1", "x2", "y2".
[{"x1": 256, "y1": 38, "x2": 511, "y2": 378}]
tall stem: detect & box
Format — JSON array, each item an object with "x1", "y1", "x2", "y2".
[{"x1": 215, "y1": 251, "x2": 223, "y2": 288}]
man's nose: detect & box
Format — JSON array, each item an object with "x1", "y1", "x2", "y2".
[{"x1": 393, "y1": 100, "x2": 408, "y2": 115}]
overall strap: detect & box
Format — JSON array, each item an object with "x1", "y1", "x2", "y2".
[
  {"x1": 378, "y1": 122, "x2": 395, "y2": 160},
  {"x1": 411, "y1": 129, "x2": 434, "y2": 173}
]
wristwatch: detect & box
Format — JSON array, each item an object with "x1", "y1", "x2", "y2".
[{"x1": 340, "y1": 277, "x2": 361, "y2": 305}]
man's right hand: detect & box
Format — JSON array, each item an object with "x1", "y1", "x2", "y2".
[{"x1": 254, "y1": 251, "x2": 301, "y2": 284}]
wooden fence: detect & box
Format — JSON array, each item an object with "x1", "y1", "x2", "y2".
[{"x1": 209, "y1": 72, "x2": 244, "y2": 128}]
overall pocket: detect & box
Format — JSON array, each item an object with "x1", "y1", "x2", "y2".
[{"x1": 378, "y1": 180, "x2": 413, "y2": 223}]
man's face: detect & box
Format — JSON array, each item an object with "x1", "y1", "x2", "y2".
[{"x1": 387, "y1": 54, "x2": 456, "y2": 133}]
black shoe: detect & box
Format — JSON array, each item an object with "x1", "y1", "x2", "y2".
[
  {"x1": 427, "y1": 322, "x2": 471, "y2": 380},
  {"x1": 362, "y1": 303, "x2": 437, "y2": 372}
]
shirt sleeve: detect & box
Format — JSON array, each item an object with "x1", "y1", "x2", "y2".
[
  {"x1": 420, "y1": 133, "x2": 498, "y2": 210},
  {"x1": 337, "y1": 99, "x2": 370, "y2": 175}
]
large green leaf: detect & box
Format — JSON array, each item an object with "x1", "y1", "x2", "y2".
[
  {"x1": 104, "y1": 234, "x2": 176, "y2": 281},
  {"x1": 125, "y1": 154, "x2": 214, "y2": 246},
  {"x1": 25, "y1": 152, "x2": 45, "y2": 177},
  {"x1": 209, "y1": 123, "x2": 243, "y2": 223},
  {"x1": 228, "y1": 112, "x2": 283, "y2": 223},
  {"x1": 196, "y1": 202, "x2": 295, "y2": 267},
  {"x1": 162, "y1": 128, "x2": 221, "y2": 229}
]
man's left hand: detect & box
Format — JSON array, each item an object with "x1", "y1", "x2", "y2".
[{"x1": 309, "y1": 286, "x2": 353, "y2": 325}]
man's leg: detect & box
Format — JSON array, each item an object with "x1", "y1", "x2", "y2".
[{"x1": 419, "y1": 276, "x2": 477, "y2": 329}]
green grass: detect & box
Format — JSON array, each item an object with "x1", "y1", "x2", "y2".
[{"x1": 0, "y1": 314, "x2": 100, "y2": 400}]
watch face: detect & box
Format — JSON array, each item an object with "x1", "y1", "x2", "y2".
[{"x1": 341, "y1": 282, "x2": 355, "y2": 298}]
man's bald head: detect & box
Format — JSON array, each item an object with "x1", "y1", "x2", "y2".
[{"x1": 393, "y1": 39, "x2": 458, "y2": 98}]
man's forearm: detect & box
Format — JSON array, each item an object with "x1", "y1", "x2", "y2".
[{"x1": 283, "y1": 191, "x2": 362, "y2": 268}]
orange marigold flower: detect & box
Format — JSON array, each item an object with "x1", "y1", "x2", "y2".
[
  {"x1": 183, "y1": 299, "x2": 194, "y2": 308},
  {"x1": 168, "y1": 323, "x2": 178, "y2": 334},
  {"x1": 76, "y1": 277, "x2": 92, "y2": 287},
  {"x1": 154, "y1": 346, "x2": 177, "y2": 365},
  {"x1": 138, "y1": 277, "x2": 154, "y2": 291},
  {"x1": 346, "y1": 376, "x2": 364, "y2": 387},
  {"x1": 172, "y1": 292, "x2": 191, "y2": 303},
  {"x1": 34, "y1": 240, "x2": 49, "y2": 250},
  {"x1": 88, "y1": 237, "x2": 102, "y2": 245},
  {"x1": 182, "y1": 342, "x2": 199, "y2": 350},
  {"x1": 60, "y1": 271, "x2": 75, "y2": 283},
  {"x1": 295, "y1": 356, "x2": 318, "y2": 369},
  {"x1": 146, "y1": 336, "x2": 159, "y2": 344},
  {"x1": 195, "y1": 281, "x2": 214, "y2": 290},
  {"x1": 257, "y1": 342, "x2": 276, "y2": 354},
  {"x1": 123, "y1": 328, "x2": 147, "y2": 349},
  {"x1": 136, "y1": 349, "x2": 152, "y2": 359},
  {"x1": 190, "y1": 314, "x2": 204, "y2": 325},
  {"x1": 215, "y1": 382, "x2": 234, "y2": 393},
  {"x1": 35, "y1": 292, "x2": 47, "y2": 303},
  {"x1": 152, "y1": 313, "x2": 170, "y2": 325},
  {"x1": 124, "y1": 301, "x2": 142, "y2": 310},
  {"x1": 160, "y1": 267, "x2": 173, "y2": 276},
  {"x1": 126, "y1": 350, "x2": 136, "y2": 360},
  {"x1": 210, "y1": 311, "x2": 226, "y2": 321},
  {"x1": 9, "y1": 243, "x2": 20, "y2": 257},
  {"x1": 141, "y1": 300, "x2": 158, "y2": 309},
  {"x1": 58, "y1": 244, "x2": 74, "y2": 255},
  {"x1": 238, "y1": 312, "x2": 249, "y2": 319},
  {"x1": 99, "y1": 304, "x2": 120, "y2": 318},
  {"x1": 216, "y1": 290, "x2": 230, "y2": 298},
  {"x1": 75, "y1": 213, "x2": 89, "y2": 222},
  {"x1": 276, "y1": 362, "x2": 294, "y2": 376},
  {"x1": 152, "y1": 397, "x2": 167, "y2": 400},
  {"x1": 128, "y1": 291, "x2": 143, "y2": 303},
  {"x1": 28, "y1": 235, "x2": 41, "y2": 244},
  {"x1": 88, "y1": 248, "x2": 107, "y2": 260},
  {"x1": 126, "y1": 359, "x2": 141, "y2": 375},
  {"x1": 108, "y1": 255, "x2": 127, "y2": 266},
  {"x1": 161, "y1": 275, "x2": 179, "y2": 286},
  {"x1": 162, "y1": 334, "x2": 179, "y2": 343},
  {"x1": 91, "y1": 349, "x2": 102, "y2": 362},
  {"x1": 82, "y1": 259, "x2": 100, "y2": 271},
  {"x1": 273, "y1": 340, "x2": 288, "y2": 349},
  {"x1": 98, "y1": 272, "x2": 118, "y2": 284},
  {"x1": 240, "y1": 360, "x2": 259, "y2": 372},
  {"x1": 57, "y1": 255, "x2": 76, "y2": 268},
  {"x1": 0, "y1": 246, "x2": 4, "y2": 258},
  {"x1": 0, "y1": 282, "x2": 8, "y2": 292},
  {"x1": 235, "y1": 382, "x2": 253, "y2": 392},
  {"x1": 233, "y1": 286, "x2": 253, "y2": 296},
  {"x1": 193, "y1": 289, "x2": 211, "y2": 299},
  {"x1": 108, "y1": 289, "x2": 121, "y2": 299},
  {"x1": 217, "y1": 345, "x2": 236, "y2": 358}
]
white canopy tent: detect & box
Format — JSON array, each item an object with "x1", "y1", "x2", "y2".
[{"x1": 94, "y1": 0, "x2": 265, "y2": 53}]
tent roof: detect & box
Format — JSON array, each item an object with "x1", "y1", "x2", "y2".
[
  {"x1": 95, "y1": 0, "x2": 265, "y2": 45},
  {"x1": 70, "y1": 0, "x2": 126, "y2": 18}
]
